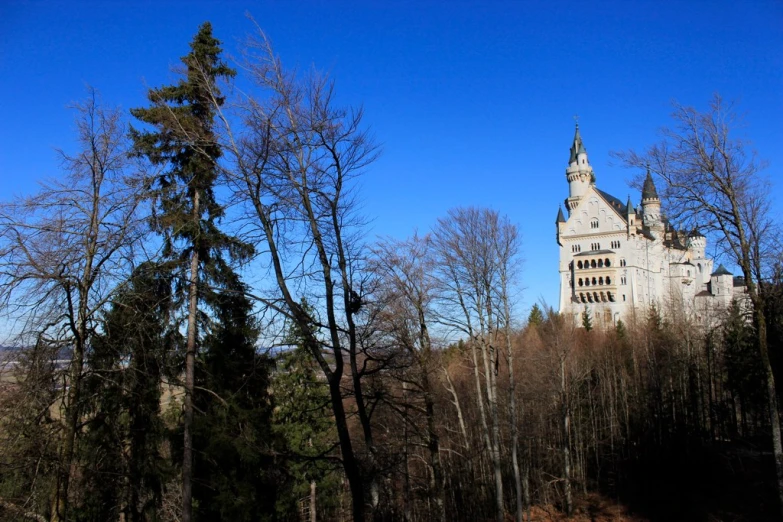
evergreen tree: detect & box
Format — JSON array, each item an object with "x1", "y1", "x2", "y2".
[
  {"x1": 191, "y1": 273, "x2": 277, "y2": 521},
  {"x1": 615, "y1": 319, "x2": 627, "y2": 339},
  {"x1": 130, "y1": 22, "x2": 252, "y2": 522},
  {"x1": 582, "y1": 306, "x2": 593, "y2": 331},
  {"x1": 528, "y1": 304, "x2": 544, "y2": 328},
  {"x1": 78, "y1": 263, "x2": 177, "y2": 522},
  {"x1": 723, "y1": 300, "x2": 765, "y2": 426},
  {"x1": 272, "y1": 308, "x2": 341, "y2": 519}
]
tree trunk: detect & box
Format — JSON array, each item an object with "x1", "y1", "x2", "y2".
[
  {"x1": 310, "y1": 481, "x2": 317, "y2": 522},
  {"x1": 182, "y1": 190, "x2": 200, "y2": 522},
  {"x1": 561, "y1": 357, "x2": 573, "y2": 517},
  {"x1": 50, "y1": 336, "x2": 85, "y2": 522}
]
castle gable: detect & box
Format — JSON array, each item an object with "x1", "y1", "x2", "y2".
[{"x1": 564, "y1": 186, "x2": 627, "y2": 237}]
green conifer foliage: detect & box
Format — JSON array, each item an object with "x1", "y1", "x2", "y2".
[
  {"x1": 528, "y1": 304, "x2": 544, "y2": 328},
  {"x1": 191, "y1": 273, "x2": 277, "y2": 522},
  {"x1": 272, "y1": 344, "x2": 341, "y2": 519},
  {"x1": 131, "y1": 22, "x2": 253, "y2": 521},
  {"x1": 130, "y1": 22, "x2": 247, "y2": 268},
  {"x1": 723, "y1": 300, "x2": 766, "y2": 424},
  {"x1": 582, "y1": 306, "x2": 593, "y2": 331},
  {"x1": 78, "y1": 263, "x2": 177, "y2": 522}
]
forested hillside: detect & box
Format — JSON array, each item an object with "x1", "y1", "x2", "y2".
[{"x1": 0, "y1": 21, "x2": 781, "y2": 522}]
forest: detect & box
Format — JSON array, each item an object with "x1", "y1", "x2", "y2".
[{"x1": 0, "y1": 21, "x2": 782, "y2": 522}]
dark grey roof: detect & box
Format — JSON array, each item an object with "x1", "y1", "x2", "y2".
[
  {"x1": 711, "y1": 264, "x2": 732, "y2": 276},
  {"x1": 642, "y1": 169, "x2": 659, "y2": 200},
  {"x1": 556, "y1": 207, "x2": 566, "y2": 223},
  {"x1": 568, "y1": 124, "x2": 586, "y2": 164},
  {"x1": 574, "y1": 249, "x2": 615, "y2": 256},
  {"x1": 626, "y1": 195, "x2": 634, "y2": 213},
  {"x1": 689, "y1": 227, "x2": 705, "y2": 238},
  {"x1": 637, "y1": 228, "x2": 656, "y2": 241},
  {"x1": 596, "y1": 189, "x2": 628, "y2": 217}
]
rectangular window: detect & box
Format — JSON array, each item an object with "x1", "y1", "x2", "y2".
[{"x1": 623, "y1": 295, "x2": 626, "y2": 301}]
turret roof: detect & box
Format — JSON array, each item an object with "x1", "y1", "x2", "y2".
[
  {"x1": 556, "y1": 207, "x2": 566, "y2": 223},
  {"x1": 568, "y1": 123, "x2": 587, "y2": 164},
  {"x1": 642, "y1": 168, "x2": 659, "y2": 200},
  {"x1": 711, "y1": 264, "x2": 732, "y2": 276}
]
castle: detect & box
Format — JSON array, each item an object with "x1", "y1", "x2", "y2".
[{"x1": 555, "y1": 125, "x2": 745, "y2": 327}]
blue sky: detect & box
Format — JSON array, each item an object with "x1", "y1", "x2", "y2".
[{"x1": 1, "y1": 0, "x2": 781, "y2": 314}]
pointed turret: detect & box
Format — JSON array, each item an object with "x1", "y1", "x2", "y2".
[
  {"x1": 556, "y1": 207, "x2": 566, "y2": 224},
  {"x1": 642, "y1": 168, "x2": 659, "y2": 201},
  {"x1": 568, "y1": 124, "x2": 587, "y2": 164},
  {"x1": 565, "y1": 122, "x2": 595, "y2": 214},
  {"x1": 641, "y1": 166, "x2": 662, "y2": 231}
]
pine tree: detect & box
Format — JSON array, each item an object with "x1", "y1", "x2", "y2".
[
  {"x1": 582, "y1": 306, "x2": 593, "y2": 331},
  {"x1": 130, "y1": 22, "x2": 251, "y2": 522},
  {"x1": 615, "y1": 319, "x2": 627, "y2": 339},
  {"x1": 528, "y1": 304, "x2": 544, "y2": 328},
  {"x1": 191, "y1": 273, "x2": 276, "y2": 521},
  {"x1": 79, "y1": 262, "x2": 177, "y2": 522},
  {"x1": 272, "y1": 304, "x2": 341, "y2": 519}
]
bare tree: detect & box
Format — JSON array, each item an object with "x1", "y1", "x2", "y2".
[
  {"x1": 0, "y1": 90, "x2": 145, "y2": 522},
  {"x1": 614, "y1": 94, "x2": 783, "y2": 514},
  {"x1": 371, "y1": 233, "x2": 445, "y2": 522},
  {"x1": 208, "y1": 25, "x2": 380, "y2": 521},
  {"x1": 432, "y1": 207, "x2": 522, "y2": 522}
]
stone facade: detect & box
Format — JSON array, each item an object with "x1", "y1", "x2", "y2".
[{"x1": 555, "y1": 125, "x2": 746, "y2": 327}]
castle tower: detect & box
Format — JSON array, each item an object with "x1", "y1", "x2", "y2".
[
  {"x1": 565, "y1": 123, "x2": 595, "y2": 214},
  {"x1": 687, "y1": 229, "x2": 712, "y2": 284},
  {"x1": 641, "y1": 168, "x2": 662, "y2": 230},
  {"x1": 711, "y1": 264, "x2": 734, "y2": 306},
  {"x1": 687, "y1": 229, "x2": 706, "y2": 259}
]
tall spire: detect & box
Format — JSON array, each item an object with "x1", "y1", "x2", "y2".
[
  {"x1": 568, "y1": 122, "x2": 587, "y2": 164},
  {"x1": 556, "y1": 206, "x2": 566, "y2": 223},
  {"x1": 565, "y1": 122, "x2": 594, "y2": 214},
  {"x1": 642, "y1": 165, "x2": 659, "y2": 200}
]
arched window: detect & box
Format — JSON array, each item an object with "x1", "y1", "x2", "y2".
[
  {"x1": 578, "y1": 278, "x2": 583, "y2": 287},
  {"x1": 577, "y1": 260, "x2": 583, "y2": 269},
  {"x1": 591, "y1": 260, "x2": 596, "y2": 268},
  {"x1": 593, "y1": 292, "x2": 599, "y2": 302},
  {"x1": 599, "y1": 277, "x2": 604, "y2": 285},
  {"x1": 605, "y1": 258, "x2": 611, "y2": 267},
  {"x1": 590, "y1": 218, "x2": 599, "y2": 229},
  {"x1": 608, "y1": 292, "x2": 615, "y2": 302},
  {"x1": 600, "y1": 292, "x2": 606, "y2": 302},
  {"x1": 585, "y1": 278, "x2": 590, "y2": 286},
  {"x1": 606, "y1": 276, "x2": 612, "y2": 285},
  {"x1": 598, "y1": 259, "x2": 604, "y2": 268},
  {"x1": 592, "y1": 277, "x2": 597, "y2": 285}
]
